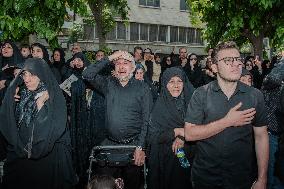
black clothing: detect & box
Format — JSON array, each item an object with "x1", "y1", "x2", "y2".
[
  {"x1": 32, "y1": 43, "x2": 62, "y2": 83},
  {"x1": 0, "y1": 41, "x2": 24, "y2": 105},
  {"x1": 62, "y1": 52, "x2": 90, "y2": 80},
  {"x1": 250, "y1": 66, "x2": 263, "y2": 89},
  {"x1": 148, "y1": 67, "x2": 194, "y2": 189},
  {"x1": 185, "y1": 65, "x2": 206, "y2": 88},
  {"x1": 160, "y1": 57, "x2": 174, "y2": 75},
  {"x1": 0, "y1": 58, "x2": 77, "y2": 189},
  {"x1": 95, "y1": 139, "x2": 143, "y2": 189},
  {"x1": 52, "y1": 48, "x2": 66, "y2": 82},
  {"x1": 83, "y1": 58, "x2": 153, "y2": 148},
  {"x1": 144, "y1": 60, "x2": 154, "y2": 82},
  {"x1": 66, "y1": 53, "x2": 105, "y2": 181},
  {"x1": 185, "y1": 80, "x2": 267, "y2": 188},
  {"x1": 83, "y1": 58, "x2": 152, "y2": 189},
  {"x1": 262, "y1": 82, "x2": 283, "y2": 135}
]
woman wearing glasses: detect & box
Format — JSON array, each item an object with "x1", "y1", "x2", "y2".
[{"x1": 184, "y1": 53, "x2": 206, "y2": 88}]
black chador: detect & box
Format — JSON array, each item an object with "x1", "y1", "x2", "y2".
[
  {"x1": 0, "y1": 58, "x2": 77, "y2": 189},
  {"x1": 147, "y1": 67, "x2": 194, "y2": 189}
]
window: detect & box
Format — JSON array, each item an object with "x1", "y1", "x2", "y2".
[
  {"x1": 170, "y1": 26, "x2": 178, "y2": 42},
  {"x1": 149, "y1": 24, "x2": 158, "y2": 41},
  {"x1": 158, "y1": 25, "x2": 167, "y2": 42},
  {"x1": 117, "y1": 22, "x2": 126, "y2": 39},
  {"x1": 187, "y1": 28, "x2": 195, "y2": 43},
  {"x1": 195, "y1": 29, "x2": 203, "y2": 44},
  {"x1": 106, "y1": 26, "x2": 116, "y2": 40},
  {"x1": 180, "y1": 0, "x2": 189, "y2": 11},
  {"x1": 83, "y1": 24, "x2": 94, "y2": 40},
  {"x1": 178, "y1": 27, "x2": 187, "y2": 43},
  {"x1": 140, "y1": 23, "x2": 148, "y2": 41},
  {"x1": 139, "y1": 0, "x2": 160, "y2": 7},
  {"x1": 130, "y1": 23, "x2": 139, "y2": 41}
]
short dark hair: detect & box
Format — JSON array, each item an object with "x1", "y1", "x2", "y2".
[
  {"x1": 96, "y1": 49, "x2": 105, "y2": 54},
  {"x1": 179, "y1": 47, "x2": 187, "y2": 53},
  {"x1": 134, "y1": 46, "x2": 143, "y2": 53},
  {"x1": 212, "y1": 41, "x2": 239, "y2": 63},
  {"x1": 20, "y1": 44, "x2": 30, "y2": 50}
]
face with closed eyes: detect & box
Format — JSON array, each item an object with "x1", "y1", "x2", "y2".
[
  {"x1": 114, "y1": 58, "x2": 135, "y2": 82},
  {"x1": 167, "y1": 76, "x2": 184, "y2": 97}
]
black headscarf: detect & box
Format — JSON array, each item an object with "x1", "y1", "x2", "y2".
[
  {"x1": 1, "y1": 40, "x2": 24, "y2": 68},
  {"x1": 0, "y1": 58, "x2": 67, "y2": 159},
  {"x1": 147, "y1": 67, "x2": 194, "y2": 189},
  {"x1": 149, "y1": 67, "x2": 194, "y2": 143},
  {"x1": 64, "y1": 52, "x2": 90, "y2": 79},
  {"x1": 0, "y1": 41, "x2": 24, "y2": 105},
  {"x1": 31, "y1": 43, "x2": 50, "y2": 64},
  {"x1": 52, "y1": 48, "x2": 65, "y2": 69}
]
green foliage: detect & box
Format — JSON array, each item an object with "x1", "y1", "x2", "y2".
[
  {"x1": 84, "y1": 51, "x2": 97, "y2": 64},
  {"x1": 0, "y1": 0, "x2": 73, "y2": 47},
  {"x1": 68, "y1": 22, "x2": 83, "y2": 44},
  {"x1": 87, "y1": 0, "x2": 129, "y2": 41},
  {"x1": 187, "y1": 0, "x2": 284, "y2": 51},
  {"x1": 0, "y1": 0, "x2": 128, "y2": 49}
]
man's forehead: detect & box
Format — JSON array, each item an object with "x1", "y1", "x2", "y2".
[
  {"x1": 179, "y1": 48, "x2": 187, "y2": 53},
  {"x1": 217, "y1": 48, "x2": 240, "y2": 57},
  {"x1": 114, "y1": 58, "x2": 132, "y2": 64}
]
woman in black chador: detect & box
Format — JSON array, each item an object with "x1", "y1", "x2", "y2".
[
  {"x1": 0, "y1": 40, "x2": 24, "y2": 105},
  {"x1": 65, "y1": 52, "x2": 106, "y2": 185},
  {"x1": 0, "y1": 58, "x2": 77, "y2": 189},
  {"x1": 147, "y1": 67, "x2": 194, "y2": 189}
]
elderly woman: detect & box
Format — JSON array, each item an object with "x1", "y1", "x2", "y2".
[
  {"x1": 0, "y1": 58, "x2": 77, "y2": 189},
  {"x1": 147, "y1": 67, "x2": 194, "y2": 189}
]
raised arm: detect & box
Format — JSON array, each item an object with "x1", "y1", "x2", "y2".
[{"x1": 82, "y1": 58, "x2": 110, "y2": 94}]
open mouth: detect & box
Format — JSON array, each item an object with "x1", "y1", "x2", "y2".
[{"x1": 118, "y1": 71, "x2": 126, "y2": 74}]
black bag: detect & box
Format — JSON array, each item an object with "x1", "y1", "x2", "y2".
[{"x1": 95, "y1": 149, "x2": 134, "y2": 167}]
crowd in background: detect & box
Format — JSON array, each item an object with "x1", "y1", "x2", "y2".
[{"x1": 0, "y1": 40, "x2": 283, "y2": 189}]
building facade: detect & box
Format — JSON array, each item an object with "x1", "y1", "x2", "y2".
[{"x1": 61, "y1": 0, "x2": 206, "y2": 55}]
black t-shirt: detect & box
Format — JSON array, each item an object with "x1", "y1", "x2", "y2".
[{"x1": 185, "y1": 80, "x2": 267, "y2": 187}]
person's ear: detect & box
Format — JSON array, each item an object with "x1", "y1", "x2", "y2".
[{"x1": 211, "y1": 63, "x2": 218, "y2": 73}]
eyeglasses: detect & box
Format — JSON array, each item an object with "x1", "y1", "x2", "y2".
[{"x1": 217, "y1": 57, "x2": 243, "y2": 66}]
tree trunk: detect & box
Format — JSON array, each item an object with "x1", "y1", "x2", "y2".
[
  {"x1": 242, "y1": 29, "x2": 264, "y2": 60},
  {"x1": 251, "y1": 34, "x2": 264, "y2": 60},
  {"x1": 88, "y1": 0, "x2": 107, "y2": 50},
  {"x1": 28, "y1": 33, "x2": 37, "y2": 45}
]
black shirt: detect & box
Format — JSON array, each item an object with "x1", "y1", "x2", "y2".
[
  {"x1": 83, "y1": 58, "x2": 153, "y2": 148},
  {"x1": 185, "y1": 80, "x2": 267, "y2": 188}
]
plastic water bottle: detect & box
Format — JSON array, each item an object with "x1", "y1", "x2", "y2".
[{"x1": 176, "y1": 148, "x2": 190, "y2": 168}]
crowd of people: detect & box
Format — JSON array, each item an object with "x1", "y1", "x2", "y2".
[{"x1": 0, "y1": 40, "x2": 283, "y2": 189}]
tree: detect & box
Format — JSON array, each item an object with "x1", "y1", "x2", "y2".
[
  {"x1": 0, "y1": 0, "x2": 129, "y2": 49},
  {"x1": 87, "y1": 0, "x2": 129, "y2": 49},
  {"x1": 188, "y1": 0, "x2": 284, "y2": 58},
  {"x1": 0, "y1": 0, "x2": 83, "y2": 47}
]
